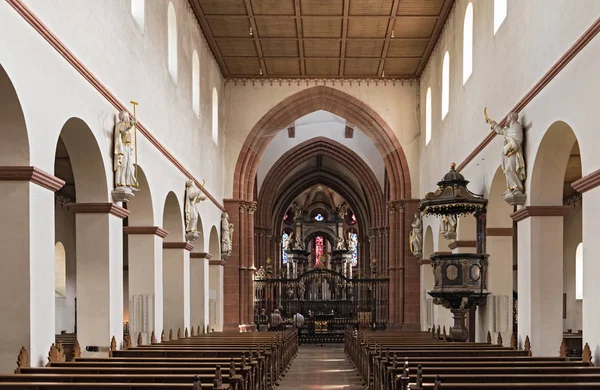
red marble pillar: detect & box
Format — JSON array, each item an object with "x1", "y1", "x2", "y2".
[
  {"x1": 387, "y1": 201, "x2": 398, "y2": 325},
  {"x1": 403, "y1": 200, "x2": 421, "y2": 328}
]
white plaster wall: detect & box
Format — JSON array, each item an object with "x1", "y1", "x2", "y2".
[
  {"x1": 224, "y1": 81, "x2": 421, "y2": 199},
  {"x1": 563, "y1": 203, "x2": 582, "y2": 332},
  {"x1": 54, "y1": 203, "x2": 76, "y2": 334}
]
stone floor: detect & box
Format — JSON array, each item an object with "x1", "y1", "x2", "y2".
[{"x1": 277, "y1": 345, "x2": 365, "y2": 390}]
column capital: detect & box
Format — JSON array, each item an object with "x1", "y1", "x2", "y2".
[
  {"x1": 387, "y1": 201, "x2": 403, "y2": 213},
  {"x1": 68, "y1": 202, "x2": 129, "y2": 219},
  {"x1": 209, "y1": 259, "x2": 226, "y2": 266},
  {"x1": 510, "y1": 206, "x2": 569, "y2": 222},
  {"x1": 123, "y1": 226, "x2": 168, "y2": 238},
  {"x1": 190, "y1": 252, "x2": 213, "y2": 260},
  {"x1": 486, "y1": 227, "x2": 513, "y2": 236},
  {"x1": 163, "y1": 242, "x2": 195, "y2": 251},
  {"x1": 0, "y1": 166, "x2": 65, "y2": 192},
  {"x1": 240, "y1": 201, "x2": 257, "y2": 214}
]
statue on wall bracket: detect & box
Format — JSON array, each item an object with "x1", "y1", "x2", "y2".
[
  {"x1": 485, "y1": 108, "x2": 527, "y2": 206},
  {"x1": 112, "y1": 101, "x2": 140, "y2": 203},
  {"x1": 185, "y1": 180, "x2": 206, "y2": 242},
  {"x1": 221, "y1": 212, "x2": 234, "y2": 258},
  {"x1": 409, "y1": 213, "x2": 423, "y2": 259}
]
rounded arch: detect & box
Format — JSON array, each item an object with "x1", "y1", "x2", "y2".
[
  {"x1": 54, "y1": 241, "x2": 66, "y2": 297},
  {"x1": 0, "y1": 63, "x2": 29, "y2": 165},
  {"x1": 233, "y1": 86, "x2": 411, "y2": 201},
  {"x1": 530, "y1": 121, "x2": 578, "y2": 205},
  {"x1": 487, "y1": 165, "x2": 513, "y2": 227},
  {"x1": 56, "y1": 117, "x2": 109, "y2": 202},
  {"x1": 208, "y1": 226, "x2": 219, "y2": 258},
  {"x1": 126, "y1": 165, "x2": 154, "y2": 226},
  {"x1": 195, "y1": 212, "x2": 205, "y2": 252},
  {"x1": 162, "y1": 191, "x2": 184, "y2": 242},
  {"x1": 423, "y1": 226, "x2": 434, "y2": 260}
]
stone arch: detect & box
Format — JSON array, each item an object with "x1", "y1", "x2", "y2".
[
  {"x1": 209, "y1": 226, "x2": 219, "y2": 258},
  {"x1": 126, "y1": 165, "x2": 154, "y2": 226},
  {"x1": 233, "y1": 86, "x2": 412, "y2": 201},
  {"x1": 195, "y1": 212, "x2": 205, "y2": 252},
  {"x1": 529, "y1": 121, "x2": 578, "y2": 206},
  {"x1": 162, "y1": 191, "x2": 184, "y2": 242},
  {"x1": 487, "y1": 166, "x2": 513, "y2": 228},
  {"x1": 0, "y1": 63, "x2": 29, "y2": 165},
  {"x1": 56, "y1": 117, "x2": 109, "y2": 202}
]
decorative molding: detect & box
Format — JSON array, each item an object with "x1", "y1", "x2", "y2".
[
  {"x1": 163, "y1": 242, "x2": 195, "y2": 251},
  {"x1": 123, "y1": 226, "x2": 168, "y2": 238},
  {"x1": 190, "y1": 252, "x2": 213, "y2": 260},
  {"x1": 432, "y1": 251, "x2": 452, "y2": 256},
  {"x1": 448, "y1": 240, "x2": 476, "y2": 250},
  {"x1": 486, "y1": 227, "x2": 513, "y2": 237},
  {"x1": 0, "y1": 166, "x2": 65, "y2": 192},
  {"x1": 418, "y1": 259, "x2": 432, "y2": 266},
  {"x1": 224, "y1": 77, "x2": 418, "y2": 88},
  {"x1": 457, "y1": 17, "x2": 600, "y2": 172},
  {"x1": 5, "y1": 0, "x2": 225, "y2": 212},
  {"x1": 209, "y1": 259, "x2": 226, "y2": 266},
  {"x1": 510, "y1": 206, "x2": 569, "y2": 222},
  {"x1": 572, "y1": 168, "x2": 600, "y2": 194},
  {"x1": 68, "y1": 203, "x2": 129, "y2": 219}
]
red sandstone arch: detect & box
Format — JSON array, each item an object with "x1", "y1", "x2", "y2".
[
  {"x1": 233, "y1": 86, "x2": 411, "y2": 201},
  {"x1": 257, "y1": 137, "x2": 385, "y2": 228}
]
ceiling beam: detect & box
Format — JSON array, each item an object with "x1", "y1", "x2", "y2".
[
  {"x1": 339, "y1": 0, "x2": 350, "y2": 76},
  {"x1": 416, "y1": 0, "x2": 455, "y2": 76},
  {"x1": 378, "y1": 0, "x2": 402, "y2": 77},
  {"x1": 294, "y1": 0, "x2": 305, "y2": 76},
  {"x1": 188, "y1": 0, "x2": 230, "y2": 77},
  {"x1": 243, "y1": 0, "x2": 267, "y2": 76}
]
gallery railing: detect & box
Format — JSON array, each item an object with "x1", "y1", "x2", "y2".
[{"x1": 253, "y1": 267, "x2": 389, "y2": 328}]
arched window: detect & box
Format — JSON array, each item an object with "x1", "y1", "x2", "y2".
[
  {"x1": 494, "y1": 0, "x2": 507, "y2": 34},
  {"x1": 441, "y1": 51, "x2": 450, "y2": 119},
  {"x1": 425, "y1": 87, "x2": 432, "y2": 144},
  {"x1": 576, "y1": 242, "x2": 583, "y2": 300},
  {"x1": 212, "y1": 87, "x2": 219, "y2": 144},
  {"x1": 192, "y1": 50, "x2": 200, "y2": 116},
  {"x1": 282, "y1": 233, "x2": 289, "y2": 264},
  {"x1": 463, "y1": 3, "x2": 473, "y2": 84},
  {"x1": 314, "y1": 236, "x2": 324, "y2": 266},
  {"x1": 131, "y1": 0, "x2": 144, "y2": 31},
  {"x1": 350, "y1": 233, "x2": 358, "y2": 267},
  {"x1": 167, "y1": 2, "x2": 177, "y2": 82},
  {"x1": 55, "y1": 242, "x2": 66, "y2": 297}
]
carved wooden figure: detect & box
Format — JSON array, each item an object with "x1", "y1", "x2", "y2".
[{"x1": 15, "y1": 346, "x2": 29, "y2": 373}]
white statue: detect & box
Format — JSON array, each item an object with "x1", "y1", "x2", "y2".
[
  {"x1": 335, "y1": 235, "x2": 347, "y2": 251},
  {"x1": 347, "y1": 232, "x2": 357, "y2": 253},
  {"x1": 285, "y1": 232, "x2": 295, "y2": 251},
  {"x1": 185, "y1": 180, "x2": 205, "y2": 240},
  {"x1": 293, "y1": 234, "x2": 305, "y2": 251},
  {"x1": 409, "y1": 213, "x2": 423, "y2": 258},
  {"x1": 221, "y1": 213, "x2": 234, "y2": 256},
  {"x1": 114, "y1": 110, "x2": 138, "y2": 189},
  {"x1": 441, "y1": 214, "x2": 457, "y2": 240},
  {"x1": 486, "y1": 110, "x2": 527, "y2": 204}
]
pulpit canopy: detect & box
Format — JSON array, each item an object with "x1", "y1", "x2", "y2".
[{"x1": 419, "y1": 163, "x2": 487, "y2": 216}]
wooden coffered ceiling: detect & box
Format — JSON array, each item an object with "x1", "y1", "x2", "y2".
[{"x1": 189, "y1": 0, "x2": 454, "y2": 78}]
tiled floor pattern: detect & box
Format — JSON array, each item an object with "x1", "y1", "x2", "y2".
[{"x1": 277, "y1": 345, "x2": 365, "y2": 390}]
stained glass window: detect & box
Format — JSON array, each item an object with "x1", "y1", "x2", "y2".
[
  {"x1": 315, "y1": 236, "x2": 323, "y2": 265},
  {"x1": 314, "y1": 213, "x2": 324, "y2": 222},
  {"x1": 350, "y1": 233, "x2": 358, "y2": 267},
  {"x1": 282, "y1": 233, "x2": 289, "y2": 264}
]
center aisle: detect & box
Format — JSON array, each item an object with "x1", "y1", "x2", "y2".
[{"x1": 278, "y1": 345, "x2": 364, "y2": 390}]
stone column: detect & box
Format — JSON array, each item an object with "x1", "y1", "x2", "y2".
[
  {"x1": 387, "y1": 201, "x2": 399, "y2": 324},
  {"x1": 123, "y1": 226, "x2": 167, "y2": 345},
  {"x1": 163, "y1": 242, "x2": 193, "y2": 337},
  {"x1": 0, "y1": 168, "x2": 64, "y2": 372},
  {"x1": 245, "y1": 202, "x2": 257, "y2": 323},
  {"x1": 419, "y1": 259, "x2": 433, "y2": 331},
  {"x1": 223, "y1": 199, "x2": 242, "y2": 329},
  {"x1": 209, "y1": 259, "x2": 225, "y2": 331},
  {"x1": 512, "y1": 206, "x2": 568, "y2": 356},
  {"x1": 70, "y1": 203, "x2": 128, "y2": 355},
  {"x1": 238, "y1": 204, "x2": 247, "y2": 324},
  {"x1": 190, "y1": 252, "x2": 210, "y2": 332}
]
